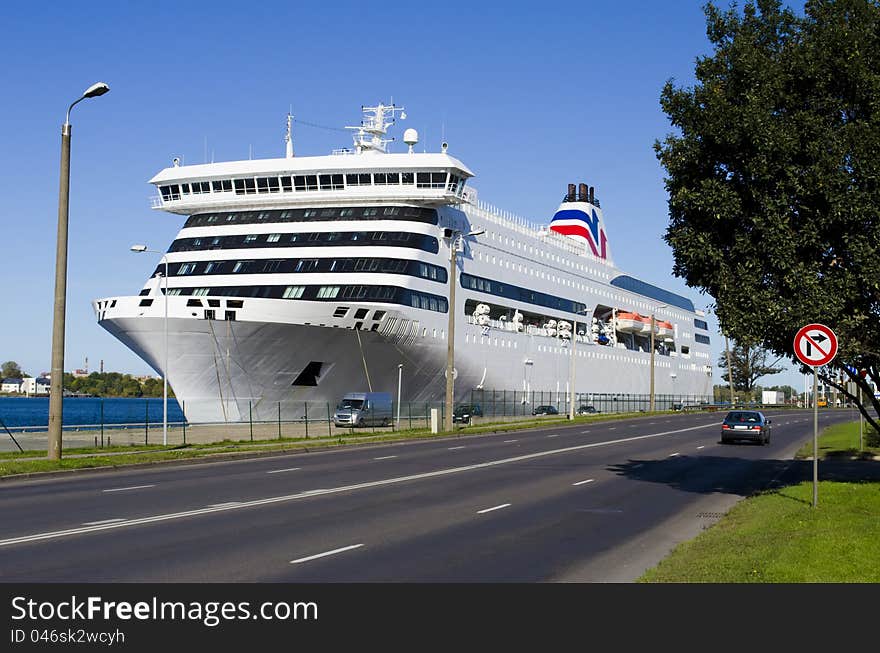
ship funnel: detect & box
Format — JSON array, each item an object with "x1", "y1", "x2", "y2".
[
  {"x1": 548, "y1": 183, "x2": 612, "y2": 264},
  {"x1": 578, "y1": 183, "x2": 588, "y2": 202},
  {"x1": 589, "y1": 186, "x2": 595, "y2": 204},
  {"x1": 567, "y1": 184, "x2": 576, "y2": 202}
]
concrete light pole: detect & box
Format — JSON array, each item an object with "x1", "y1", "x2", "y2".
[
  {"x1": 131, "y1": 245, "x2": 169, "y2": 446},
  {"x1": 48, "y1": 82, "x2": 110, "y2": 461},
  {"x1": 649, "y1": 304, "x2": 668, "y2": 412},
  {"x1": 444, "y1": 228, "x2": 484, "y2": 432},
  {"x1": 568, "y1": 308, "x2": 592, "y2": 420}
]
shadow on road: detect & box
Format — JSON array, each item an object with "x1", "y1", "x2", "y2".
[{"x1": 607, "y1": 451, "x2": 880, "y2": 499}]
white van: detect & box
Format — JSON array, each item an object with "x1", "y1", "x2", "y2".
[{"x1": 333, "y1": 392, "x2": 393, "y2": 427}]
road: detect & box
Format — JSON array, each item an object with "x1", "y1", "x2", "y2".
[{"x1": 0, "y1": 409, "x2": 852, "y2": 582}]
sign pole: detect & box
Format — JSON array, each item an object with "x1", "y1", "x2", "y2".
[{"x1": 812, "y1": 366, "x2": 818, "y2": 508}]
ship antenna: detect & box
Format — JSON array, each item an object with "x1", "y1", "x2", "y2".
[
  {"x1": 285, "y1": 111, "x2": 295, "y2": 158},
  {"x1": 345, "y1": 101, "x2": 406, "y2": 154}
]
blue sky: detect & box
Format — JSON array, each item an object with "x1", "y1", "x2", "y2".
[{"x1": 0, "y1": 0, "x2": 808, "y2": 390}]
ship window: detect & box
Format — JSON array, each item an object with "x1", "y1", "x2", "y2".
[
  {"x1": 334, "y1": 307, "x2": 349, "y2": 318},
  {"x1": 303, "y1": 209, "x2": 318, "y2": 218},
  {"x1": 204, "y1": 309, "x2": 215, "y2": 320},
  {"x1": 139, "y1": 299, "x2": 153, "y2": 307},
  {"x1": 319, "y1": 174, "x2": 344, "y2": 190},
  {"x1": 232, "y1": 261, "x2": 252, "y2": 273},
  {"x1": 214, "y1": 180, "x2": 232, "y2": 192},
  {"x1": 695, "y1": 334, "x2": 711, "y2": 345},
  {"x1": 267, "y1": 233, "x2": 281, "y2": 242},
  {"x1": 208, "y1": 299, "x2": 220, "y2": 307},
  {"x1": 383, "y1": 207, "x2": 400, "y2": 215},
  {"x1": 681, "y1": 346, "x2": 690, "y2": 355},
  {"x1": 295, "y1": 259, "x2": 318, "y2": 272},
  {"x1": 283, "y1": 286, "x2": 305, "y2": 299},
  {"x1": 339, "y1": 208, "x2": 354, "y2": 217},
  {"x1": 346, "y1": 173, "x2": 372, "y2": 186},
  {"x1": 320, "y1": 208, "x2": 336, "y2": 218},
  {"x1": 447, "y1": 175, "x2": 459, "y2": 191},
  {"x1": 180, "y1": 183, "x2": 191, "y2": 195},
  {"x1": 262, "y1": 260, "x2": 282, "y2": 273},
  {"x1": 225, "y1": 311, "x2": 236, "y2": 321},
  {"x1": 363, "y1": 207, "x2": 378, "y2": 216},
  {"x1": 178, "y1": 263, "x2": 196, "y2": 275},
  {"x1": 374, "y1": 172, "x2": 400, "y2": 185},
  {"x1": 191, "y1": 181, "x2": 210, "y2": 194},
  {"x1": 354, "y1": 308, "x2": 369, "y2": 319},
  {"x1": 280, "y1": 176, "x2": 293, "y2": 191},
  {"x1": 227, "y1": 300, "x2": 243, "y2": 308},
  {"x1": 167, "y1": 288, "x2": 183, "y2": 295},
  {"x1": 373, "y1": 310, "x2": 386, "y2": 320},
  {"x1": 401, "y1": 172, "x2": 414, "y2": 184},
  {"x1": 317, "y1": 286, "x2": 340, "y2": 299},
  {"x1": 294, "y1": 175, "x2": 318, "y2": 191},
  {"x1": 187, "y1": 298, "x2": 203, "y2": 307},
  {"x1": 193, "y1": 288, "x2": 210, "y2": 296},
  {"x1": 233, "y1": 179, "x2": 245, "y2": 194},
  {"x1": 244, "y1": 234, "x2": 258, "y2": 243}
]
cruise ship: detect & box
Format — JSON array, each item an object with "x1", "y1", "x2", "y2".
[{"x1": 93, "y1": 103, "x2": 713, "y2": 423}]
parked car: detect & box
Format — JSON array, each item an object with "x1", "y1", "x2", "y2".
[
  {"x1": 452, "y1": 404, "x2": 483, "y2": 424},
  {"x1": 720, "y1": 410, "x2": 771, "y2": 445},
  {"x1": 576, "y1": 404, "x2": 599, "y2": 415},
  {"x1": 532, "y1": 405, "x2": 559, "y2": 416}
]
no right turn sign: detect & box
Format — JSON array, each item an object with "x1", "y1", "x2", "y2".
[{"x1": 794, "y1": 323, "x2": 838, "y2": 367}]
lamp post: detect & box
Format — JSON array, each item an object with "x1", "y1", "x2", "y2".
[
  {"x1": 568, "y1": 307, "x2": 592, "y2": 420},
  {"x1": 396, "y1": 363, "x2": 403, "y2": 429},
  {"x1": 131, "y1": 245, "x2": 169, "y2": 446},
  {"x1": 444, "y1": 227, "x2": 484, "y2": 432},
  {"x1": 48, "y1": 82, "x2": 110, "y2": 461},
  {"x1": 649, "y1": 304, "x2": 668, "y2": 412}
]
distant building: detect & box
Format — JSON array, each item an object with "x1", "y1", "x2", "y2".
[
  {"x1": 21, "y1": 377, "x2": 50, "y2": 396},
  {"x1": 1, "y1": 378, "x2": 23, "y2": 393},
  {"x1": 72, "y1": 369, "x2": 89, "y2": 378}
]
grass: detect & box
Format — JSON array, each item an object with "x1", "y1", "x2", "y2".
[
  {"x1": 640, "y1": 420, "x2": 880, "y2": 582},
  {"x1": 0, "y1": 410, "x2": 654, "y2": 478},
  {"x1": 794, "y1": 419, "x2": 880, "y2": 460}
]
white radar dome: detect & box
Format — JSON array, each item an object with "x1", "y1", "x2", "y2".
[{"x1": 403, "y1": 128, "x2": 419, "y2": 146}]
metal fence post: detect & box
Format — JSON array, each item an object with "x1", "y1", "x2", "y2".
[
  {"x1": 327, "y1": 402, "x2": 332, "y2": 437},
  {"x1": 249, "y1": 401, "x2": 253, "y2": 442},
  {"x1": 278, "y1": 402, "x2": 282, "y2": 439},
  {"x1": 182, "y1": 400, "x2": 186, "y2": 445},
  {"x1": 304, "y1": 402, "x2": 309, "y2": 439},
  {"x1": 100, "y1": 398, "x2": 104, "y2": 448},
  {"x1": 145, "y1": 399, "x2": 148, "y2": 446}
]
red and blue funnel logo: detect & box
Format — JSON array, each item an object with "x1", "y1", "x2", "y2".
[{"x1": 549, "y1": 207, "x2": 608, "y2": 259}]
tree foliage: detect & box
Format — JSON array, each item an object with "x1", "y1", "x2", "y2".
[
  {"x1": 62, "y1": 372, "x2": 173, "y2": 398},
  {"x1": 656, "y1": 0, "x2": 880, "y2": 430},
  {"x1": 717, "y1": 341, "x2": 785, "y2": 391},
  {"x1": 1, "y1": 361, "x2": 27, "y2": 379}
]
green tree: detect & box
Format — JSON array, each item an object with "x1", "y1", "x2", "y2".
[
  {"x1": 656, "y1": 0, "x2": 880, "y2": 432},
  {"x1": 717, "y1": 341, "x2": 784, "y2": 392},
  {"x1": 1, "y1": 361, "x2": 27, "y2": 379}
]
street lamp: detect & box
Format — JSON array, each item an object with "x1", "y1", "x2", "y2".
[
  {"x1": 396, "y1": 363, "x2": 403, "y2": 429},
  {"x1": 444, "y1": 227, "x2": 485, "y2": 432},
  {"x1": 649, "y1": 304, "x2": 668, "y2": 412},
  {"x1": 48, "y1": 82, "x2": 110, "y2": 461},
  {"x1": 131, "y1": 244, "x2": 169, "y2": 446},
  {"x1": 568, "y1": 307, "x2": 593, "y2": 420}
]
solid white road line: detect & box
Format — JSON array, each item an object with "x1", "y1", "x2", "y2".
[
  {"x1": 102, "y1": 485, "x2": 155, "y2": 493},
  {"x1": 477, "y1": 504, "x2": 511, "y2": 514},
  {"x1": 266, "y1": 467, "x2": 302, "y2": 474},
  {"x1": 1, "y1": 421, "x2": 717, "y2": 548},
  {"x1": 290, "y1": 544, "x2": 364, "y2": 565},
  {"x1": 81, "y1": 518, "x2": 126, "y2": 526},
  {"x1": 373, "y1": 455, "x2": 397, "y2": 460},
  {"x1": 207, "y1": 502, "x2": 242, "y2": 508},
  {"x1": 572, "y1": 479, "x2": 595, "y2": 486}
]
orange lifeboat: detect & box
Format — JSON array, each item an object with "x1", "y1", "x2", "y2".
[{"x1": 615, "y1": 311, "x2": 642, "y2": 333}]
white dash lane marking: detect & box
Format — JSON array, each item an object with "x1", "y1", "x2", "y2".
[
  {"x1": 608, "y1": 427, "x2": 617, "y2": 431},
  {"x1": 448, "y1": 446, "x2": 466, "y2": 450},
  {"x1": 572, "y1": 479, "x2": 595, "y2": 486},
  {"x1": 504, "y1": 439, "x2": 518, "y2": 443},
  {"x1": 696, "y1": 445, "x2": 705, "y2": 450},
  {"x1": 290, "y1": 544, "x2": 364, "y2": 565},
  {"x1": 477, "y1": 503, "x2": 511, "y2": 514},
  {"x1": 669, "y1": 452, "x2": 680, "y2": 457},
  {"x1": 547, "y1": 434, "x2": 559, "y2": 438},
  {"x1": 81, "y1": 518, "x2": 126, "y2": 526},
  {"x1": 102, "y1": 484, "x2": 155, "y2": 493},
  {"x1": 374, "y1": 455, "x2": 397, "y2": 460},
  {"x1": 266, "y1": 467, "x2": 301, "y2": 474},
  {"x1": 581, "y1": 430, "x2": 591, "y2": 434}
]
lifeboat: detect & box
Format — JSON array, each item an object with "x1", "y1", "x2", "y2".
[
  {"x1": 615, "y1": 312, "x2": 642, "y2": 333},
  {"x1": 656, "y1": 320, "x2": 674, "y2": 341},
  {"x1": 638, "y1": 315, "x2": 654, "y2": 335}
]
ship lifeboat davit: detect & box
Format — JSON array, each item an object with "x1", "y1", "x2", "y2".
[{"x1": 615, "y1": 312, "x2": 642, "y2": 333}]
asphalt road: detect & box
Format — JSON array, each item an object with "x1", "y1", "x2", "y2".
[{"x1": 0, "y1": 409, "x2": 854, "y2": 582}]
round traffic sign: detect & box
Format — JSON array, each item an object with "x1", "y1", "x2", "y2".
[{"x1": 793, "y1": 324, "x2": 838, "y2": 367}]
